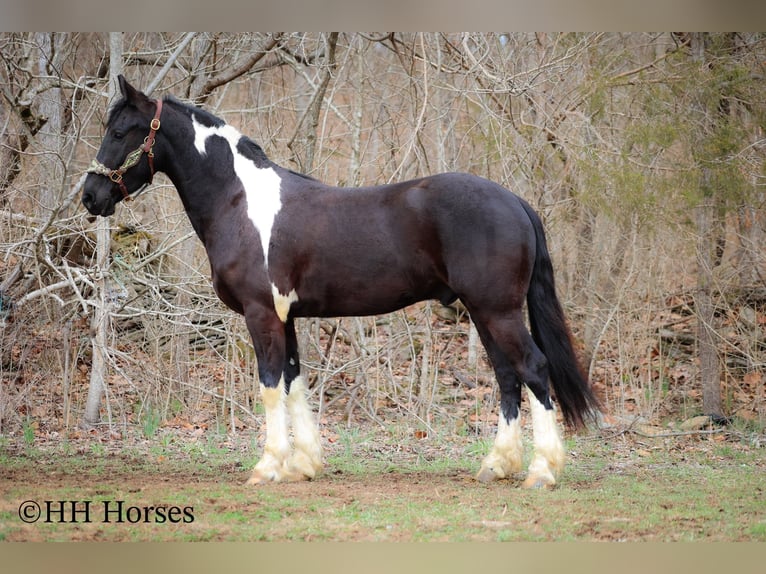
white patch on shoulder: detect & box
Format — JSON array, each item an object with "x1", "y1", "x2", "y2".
[
  {"x1": 271, "y1": 284, "x2": 298, "y2": 322},
  {"x1": 191, "y1": 115, "x2": 283, "y2": 265}
]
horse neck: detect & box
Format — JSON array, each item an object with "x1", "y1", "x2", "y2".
[{"x1": 154, "y1": 104, "x2": 241, "y2": 241}]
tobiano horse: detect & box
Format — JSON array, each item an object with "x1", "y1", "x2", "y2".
[{"x1": 83, "y1": 76, "x2": 599, "y2": 488}]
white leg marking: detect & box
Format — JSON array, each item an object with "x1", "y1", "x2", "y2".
[
  {"x1": 286, "y1": 375, "x2": 323, "y2": 479},
  {"x1": 476, "y1": 410, "x2": 523, "y2": 482},
  {"x1": 523, "y1": 387, "x2": 565, "y2": 489},
  {"x1": 192, "y1": 115, "x2": 283, "y2": 265},
  {"x1": 248, "y1": 379, "x2": 291, "y2": 484},
  {"x1": 271, "y1": 284, "x2": 299, "y2": 323}
]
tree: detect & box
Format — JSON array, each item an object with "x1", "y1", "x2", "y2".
[
  {"x1": 687, "y1": 33, "x2": 762, "y2": 421},
  {"x1": 83, "y1": 32, "x2": 123, "y2": 427}
]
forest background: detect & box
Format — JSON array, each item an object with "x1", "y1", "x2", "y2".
[{"x1": 1, "y1": 32, "x2": 765, "y2": 450}]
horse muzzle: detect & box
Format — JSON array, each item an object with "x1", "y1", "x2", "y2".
[{"x1": 82, "y1": 177, "x2": 117, "y2": 217}]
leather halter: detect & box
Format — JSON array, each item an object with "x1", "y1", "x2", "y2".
[{"x1": 87, "y1": 99, "x2": 163, "y2": 202}]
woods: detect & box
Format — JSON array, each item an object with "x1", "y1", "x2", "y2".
[{"x1": 1, "y1": 32, "x2": 765, "y2": 442}]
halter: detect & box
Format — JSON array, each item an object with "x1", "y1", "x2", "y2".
[{"x1": 87, "y1": 99, "x2": 163, "y2": 202}]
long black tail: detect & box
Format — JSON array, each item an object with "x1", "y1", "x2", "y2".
[{"x1": 520, "y1": 199, "x2": 600, "y2": 428}]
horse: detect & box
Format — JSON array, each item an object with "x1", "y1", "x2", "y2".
[{"x1": 82, "y1": 76, "x2": 599, "y2": 488}]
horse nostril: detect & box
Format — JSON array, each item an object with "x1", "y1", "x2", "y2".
[{"x1": 82, "y1": 189, "x2": 95, "y2": 210}]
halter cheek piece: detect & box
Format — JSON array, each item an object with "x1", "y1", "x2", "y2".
[{"x1": 87, "y1": 98, "x2": 163, "y2": 202}]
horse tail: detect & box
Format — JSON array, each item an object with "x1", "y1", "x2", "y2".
[{"x1": 520, "y1": 199, "x2": 600, "y2": 428}]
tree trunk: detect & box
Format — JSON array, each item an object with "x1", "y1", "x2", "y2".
[
  {"x1": 287, "y1": 32, "x2": 338, "y2": 173},
  {"x1": 34, "y1": 33, "x2": 64, "y2": 215},
  {"x1": 696, "y1": 194, "x2": 723, "y2": 419},
  {"x1": 83, "y1": 32, "x2": 122, "y2": 427},
  {"x1": 691, "y1": 33, "x2": 723, "y2": 420}
]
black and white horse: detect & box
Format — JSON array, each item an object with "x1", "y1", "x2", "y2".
[{"x1": 83, "y1": 76, "x2": 599, "y2": 488}]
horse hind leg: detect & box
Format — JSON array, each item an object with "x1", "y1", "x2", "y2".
[
  {"x1": 515, "y1": 329, "x2": 565, "y2": 489},
  {"x1": 522, "y1": 379, "x2": 565, "y2": 490},
  {"x1": 473, "y1": 318, "x2": 525, "y2": 483},
  {"x1": 476, "y1": 400, "x2": 524, "y2": 483},
  {"x1": 472, "y1": 312, "x2": 565, "y2": 488}
]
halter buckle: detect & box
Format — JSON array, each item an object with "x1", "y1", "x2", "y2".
[
  {"x1": 150, "y1": 118, "x2": 161, "y2": 131},
  {"x1": 109, "y1": 171, "x2": 123, "y2": 184}
]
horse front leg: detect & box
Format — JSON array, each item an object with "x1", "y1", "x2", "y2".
[
  {"x1": 244, "y1": 310, "x2": 295, "y2": 484},
  {"x1": 284, "y1": 318, "x2": 323, "y2": 480}
]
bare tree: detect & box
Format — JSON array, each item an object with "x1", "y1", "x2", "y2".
[{"x1": 83, "y1": 32, "x2": 123, "y2": 427}]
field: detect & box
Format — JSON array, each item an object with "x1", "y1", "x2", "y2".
[{"x1": 2, "y1": 417, "x2": 764, "y2": 542}]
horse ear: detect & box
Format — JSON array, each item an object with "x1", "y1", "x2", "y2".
[
  {"x1": 118, "y1": 75, "x2": 132, "y2": 99},
  {"x1": 117, "y1": 75, "x2": 148, "y2": 106}
]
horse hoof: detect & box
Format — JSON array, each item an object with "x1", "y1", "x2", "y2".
[
  {"x1": 246, "y1": 471, "x2": 273, "y2": 485},
  {"x1": 283, "y1": 469, "x2": 313, "y2": 483},
  {"x1": 476, "y1": 467, "x2": 501, "y2": 483},
  {"x1": 521, "y1": 475, "x2": 556, "y2": 490},
  {"x1": 288, "y1": 453, "x2": 323, "y2": 481},
  {"x1": 246, "y1": 467, "x2": 315, "y2": 485}
]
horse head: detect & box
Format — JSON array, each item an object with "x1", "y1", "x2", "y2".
[{"x1": 82, "y1": 75, "x2": 162, "y2": 216}]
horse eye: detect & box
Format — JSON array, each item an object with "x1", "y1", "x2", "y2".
[{"x1": 113, "y1": 130, "x2": 125, "y2": 140}]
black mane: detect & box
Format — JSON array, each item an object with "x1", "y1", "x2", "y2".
[
  {"x1": 236, "y1": 137, "x2": 270, "y2": 167},
  {"x1": 164, "y1": 96, "x2": 273, "y2": 165},
  {"x1": 164, "y1": 95, "x2": 224, "y2": 129}
]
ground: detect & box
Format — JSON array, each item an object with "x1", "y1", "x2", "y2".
[{"x1": 2, "y1": 418, "x2": 764, "y2": 542}]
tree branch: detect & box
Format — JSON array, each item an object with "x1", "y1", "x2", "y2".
[
  {"x1": 196, "y1": 34, "x2": 283, "y2": 103},
  {"x1": 144, "y1": 32, "x2": 197, "y2": 97}
]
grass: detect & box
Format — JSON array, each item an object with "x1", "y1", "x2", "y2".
[
  {"x1": 139, "y1": 404, "x2": 163, "y2": 438},
  {"x1": 1, "y1": 425, "x2": 764, "y2": 541}
]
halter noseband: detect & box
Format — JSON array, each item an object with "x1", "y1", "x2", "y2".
[{"x1": 87, "y1": 99, "x2": 163, "y2": 202}]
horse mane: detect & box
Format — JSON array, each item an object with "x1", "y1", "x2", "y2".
[
  {"x1": 163, "y1": 95, "x2": 224, "y2": 128},
  {"x1": 163, "y1": 95, "x2": 319, "y2": 181},
  {"x1": 109, "y1": 94, "x2": 304, "y2": 179},
  {"x1": 288, "y1": 169, "x2": 318, "y2": 182},
  {"x1": 237, "y1": 136, "x2": 270, "y2": 165}
]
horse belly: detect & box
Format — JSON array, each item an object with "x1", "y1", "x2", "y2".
[{"x1": 291, "y1": 266, "x2": 442, "y2": 318}]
